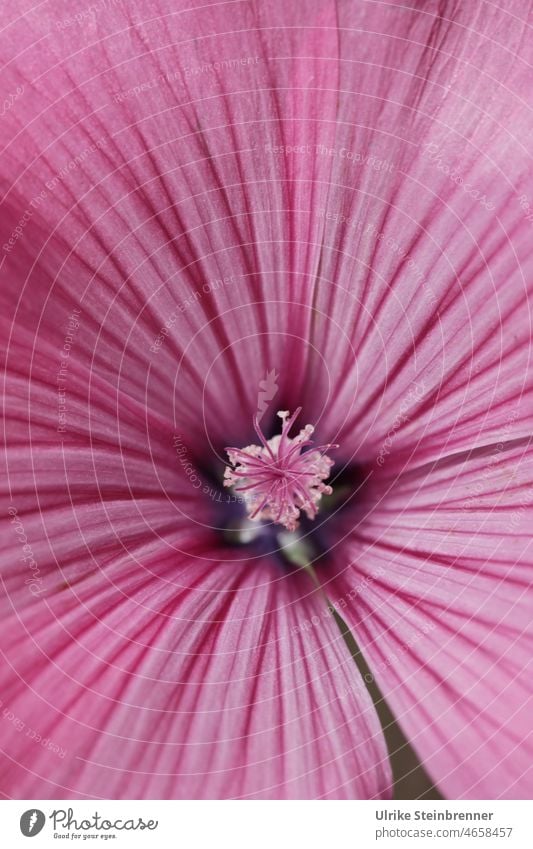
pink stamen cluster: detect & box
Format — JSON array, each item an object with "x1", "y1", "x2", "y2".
[{"x1": 224, "y1": 409, "x2": 336, "y2": 531}]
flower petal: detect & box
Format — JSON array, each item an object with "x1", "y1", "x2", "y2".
[
  {"x1": 329, "y1": 440, "x2": 533, "y2": 798},
  {"x1": 0, "y1": 553, "x2": 391, "y2": 799},
  {"x1": 293, "y1": 1, "x2": 533, "y2": 463},
  {"x1": 1, "y1": 311, "x2": 219, "y2": 612},
  {"x1": 0, "y1": 0, "x2": 341, "y2": 451}
]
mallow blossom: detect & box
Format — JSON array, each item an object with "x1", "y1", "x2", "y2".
[{"x1": 1, "y1": 0, "x2": 533, "y2": 800}]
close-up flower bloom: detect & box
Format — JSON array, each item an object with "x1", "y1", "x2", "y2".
[{"x1": 1, "y1": 0, "x2": 533, "y2": 801}]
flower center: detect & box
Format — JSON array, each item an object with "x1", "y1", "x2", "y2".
[{"x1": 224, "y1": 408, "x2": 337, "y2": 532}]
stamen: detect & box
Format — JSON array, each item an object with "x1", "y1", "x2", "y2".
[{"x1": 224, "y1": 410, "x2": 336, "y2": 531}]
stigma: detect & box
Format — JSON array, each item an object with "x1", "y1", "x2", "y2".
[{"x1": 224, "y1": 409, "x2": 337, "y2": 531}]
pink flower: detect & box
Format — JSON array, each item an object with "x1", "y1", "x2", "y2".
[{"x1": 1, "y1": 0, "x2": 533, "y2": 800}]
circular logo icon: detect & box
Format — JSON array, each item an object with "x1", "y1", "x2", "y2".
[{"x1": 20, "y1": 810, "x2": 46, "y2": 837}]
